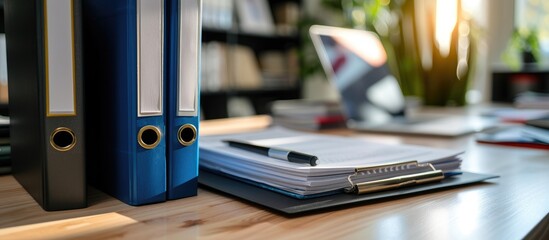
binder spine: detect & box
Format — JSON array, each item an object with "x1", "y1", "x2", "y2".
[
  {"x1": 165, "y1": 0, "x2": 202, "y2": 200},
  {"x1": 82, "y1": 0, "x2": 166, "y2": 206},
  {"x1": 44, "y1": 0, "x2": 86, "y2": 210},
  {"x1": 133, "y1": 0, "x2": 167, "y2": 205}
]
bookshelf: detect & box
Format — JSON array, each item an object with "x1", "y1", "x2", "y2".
[{"x1": 201, "y1": 0, "x2": 302, "y2": 119}]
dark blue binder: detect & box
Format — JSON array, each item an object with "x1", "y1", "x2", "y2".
[
  {"x1": 83, "y1": 0, "x2": 167, "y2": 205},
  {"x1": 165, "y1": 0, "x2": 201, "y2": 200}
]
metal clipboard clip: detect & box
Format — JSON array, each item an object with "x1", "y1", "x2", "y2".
[{"x1": 344, "y1": 160, "x2": 445, "y2": 194}]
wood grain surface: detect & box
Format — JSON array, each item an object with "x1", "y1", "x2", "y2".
[{"x1": 1, "y1": 115, "x2": 548, "y2": 239}]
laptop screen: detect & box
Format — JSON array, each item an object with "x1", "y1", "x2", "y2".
[{"x1": 310, "y1": 25, "x2": 406, "y2": 126}]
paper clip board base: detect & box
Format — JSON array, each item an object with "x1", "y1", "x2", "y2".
[{"x1": 198, "y1": 169, "x2": 498, "y2": 215}]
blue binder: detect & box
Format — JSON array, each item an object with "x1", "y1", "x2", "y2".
[
  {"x1": 83, "y1": 0, "x2": 167, "y2": 205},
  {"x1": 165, "y1": 0, "x2": 202, "y2": 199}
]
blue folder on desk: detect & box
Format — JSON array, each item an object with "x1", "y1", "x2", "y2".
[
  {"x1": 83, "y1": 0, "x2": 167, "y2": 205},
  {"x1": 165, "y1": 0, "x2": 202, "y2": 199}
]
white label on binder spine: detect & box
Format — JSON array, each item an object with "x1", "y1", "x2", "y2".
[
  {"x1": 177, "y1": 0, "x2": 201, "y2": 117},
  {"x1": 45, "y1": 0, "x2": 76, "y2": 116},
  {"x1": 137, "y1": 0, "x2": 164, "y2": 117}
]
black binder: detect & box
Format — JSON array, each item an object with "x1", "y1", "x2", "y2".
[{"x1": 5, "y1": 0, "x2": 86, "y2": 211}]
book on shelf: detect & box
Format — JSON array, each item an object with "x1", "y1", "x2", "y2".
[
  {"x1": 272, "y1": 1, "x2": 300, "y2": 35},
  {"x1": 231, "y1": 44, "x2": 262, "y2": 90},
  {"x1": 202, "y1": 42, "x2": 262, "y2": 91},
  {"x1": 201, "y1": 41, "x2": 299, "y2": 92},
  {"x1": 201, "y1": 41, "x2": 229, "y2": 92},
  {"x1": 202, "y1": 0, "x2": 234, "y2": 30},
  {"x1": 259, "y1": 49, "x2": 299, "y2": 88},
  {"x1": 202, "y1": 0, "x2": 300, "y2": 37},
  {"x1": 235, "y1": 0, "x2": 275, "y2": 35}
]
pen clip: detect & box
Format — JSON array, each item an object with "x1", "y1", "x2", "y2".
[{"x1": 344, "y1": 161, "x2": 444, "y2": 194}]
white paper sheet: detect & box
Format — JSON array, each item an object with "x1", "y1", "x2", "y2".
[{"x1": 200, "y1": 127, "x2": 463, "y2": 195}]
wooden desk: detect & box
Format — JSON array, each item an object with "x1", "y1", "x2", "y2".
[{"x1": 1, "y1": 116, "x2": 549, "y2": 239}]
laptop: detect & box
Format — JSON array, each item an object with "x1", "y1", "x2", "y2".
[{"x1": 309, "y1": 25, "x2": 496, "y2": 137}]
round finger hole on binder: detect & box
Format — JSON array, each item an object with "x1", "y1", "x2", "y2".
[
  {"x1": 178, "y1": 124, "x2": 197, "y2": 147},
  {"x1": 50, "y1": 127, "x2": 77, "y2": 152},
  {"x1": 138, "y1": 126, "x2": 161, "y2": 149}
]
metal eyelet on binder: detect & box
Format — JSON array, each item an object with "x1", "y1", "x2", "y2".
[
  {"x1": 138, "y1": 125, "x2": 162, "y2": 150},
  {"x1": 344, "y1": 161, "x2": 445, "y2": 194},
  {"x1": 50, "y1": 127, "x2": 77, "y2": 152},
  {"x1": 177, "y1": 124, "x2": 197, "y2": 147}
]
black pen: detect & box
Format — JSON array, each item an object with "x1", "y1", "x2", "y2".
[{"x1": 222, "y1": 140, "x2": 318, "y2": 166}]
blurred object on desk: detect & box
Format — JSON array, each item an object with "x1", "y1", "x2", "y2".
[
  {"x1": 514, "y1": 91, "x2": 549, "y2": 109},
  {"x1": 525, "y1": 116, "x2": 549, "y2": 130},
  {"x1": 481, "y1": 107, "x2": 549, "y2": 123},
  {"x1": 476, "y1": 126, "x2": 549, "y2": 150},
  {"x1": 476, "y1": 115, "x2": 549, "y2": 150},
  {"x1": 523, "y1": 116, "x2": 549, "y2": 143},
  {"x1": 491, "y1": 66, "x2": 549, "y2": 103},
  {"x1": 270, "y1": 99, "x2": 346, "y2": 130},
  {"x1": 521, "y1": 126, "x2": 549, "y2": 144}
]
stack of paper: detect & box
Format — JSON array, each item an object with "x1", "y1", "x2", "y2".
[{"x1": 200, "y1": 127, "x2": 463, "y2": 198}]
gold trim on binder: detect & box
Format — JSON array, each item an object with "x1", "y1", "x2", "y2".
[
  {"x1": 177, "y1": 124, "x2": 197, "y2": 147},
  {"x1": 345, "y1": 161, "x2": 445, "y2": 194},
  {"x1": 138, "y1": 125, "x2": 162, "y2": 149},
  {"x1": 44, "y1": 0, "x2": 77, "y2": 117},
  {"x1": 50, "y1": 127, "x2": 77, "y2": 152}
]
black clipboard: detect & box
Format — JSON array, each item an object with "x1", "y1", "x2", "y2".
[{"x1": 198, "y1": 169, "x2": 498, "y2": 215}]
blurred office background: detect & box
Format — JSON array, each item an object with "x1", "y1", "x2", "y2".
[
  {"x1": 198, "y1": 0, "x2": 549, "y2": 119},
  {"x1": 0, "y1": 0, "x2": 548, "y2": 119}
]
